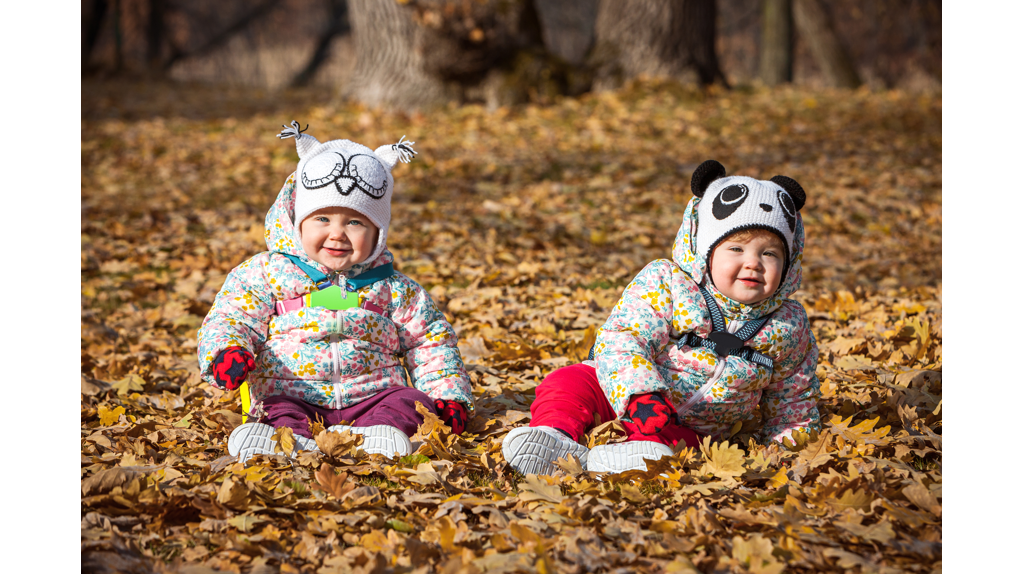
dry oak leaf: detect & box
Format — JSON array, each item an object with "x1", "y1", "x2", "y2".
[
  {"x1": 835, "y1": 517, "x2": 896, "y2": 543},
  {"x1": 359, "y1": 530, "x2": 392, "y2": 553},
  {"x1": 433, "y1": 515, "x2": 458, "y2": 552},
  {"x1": 730, "y1": 533, "x2": 785, "y2": 574},
  {"x1": 902, "y1": 481, "x2": 941, "y2": 517},
  {"x1": 551, "y1": 452, "x2": 585, "y2": 475},
  {"x1": 796, "y1": 434, "x2": 834, "y2": 470},
  {"x1": 828, "y1": 415, "x2": 891, "y2": 444},
  {"x1": 112, "y1": 373, "x2": 145, "y2": 396},
  {"x1": 315, "y1": 428, "x2": 363, "y2": 459},
  {"x1": 271, "y1": 426, "x2": 296, "y2": 456},
  {"x1": 82, "y1": 467, "x2": 142, "y2": 497},
  {"x1": 517, "y1": 474, "x2": 565, "y2": 504},
  {"x1": 698, "y1": 436, "x2": 745, "y2": 481},
  {"x1": 314, "y1": 463, "x2": 355, "y2": 499},
  {"x1": 394, "y1": 461, "x2": 444, "y2": 486},
  {"x1": 768, "y1": 467, "x2": 789, "y2": 488},
  {"x1": 834, "y1": 355, "x2": 876, "y2": 371},
  {"x1": 216, "y1": 476, "x2": 250, "y2": 509},
  {"x1": 227, "y1": 515, "x2": 265, "y2": 533},
  {"x1": 826, "y1": 488, "x2": 873, "y2": 512}
]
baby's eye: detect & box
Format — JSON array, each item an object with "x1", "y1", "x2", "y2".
[
  {"x1": 316, "y1": 216, "x2": 330, "y2": 223},
  {"x1": 348, "y1": 219, "x2": 364, "y2": 226},
  {"x1": 764, "y1": 250, "x2": 778, "y2": 258},
  {"x1": 728, "y1": 246, "x2": 743, "y2": 252}
]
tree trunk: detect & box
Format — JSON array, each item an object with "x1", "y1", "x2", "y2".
[
  {"x1": 590, "y1": 0, "x2": 726, "y2": 90},
  {"x1": 291, "y1": 0, "x2": 351, "y2": 88},
  {"x1": 345, "y1": 0, "x2": 545, "y2": 110},
  {"x1": 112, "y1": 0, "x2": 124, "y2": 73},
  {"x1": 792, "y1": 0, "x2": 861, "y2": 88},
  {"x1": 146, "y1": 0, "x2": 166, "y2": 74},
  {"x1": 345, "y1": 0, "x2": 448, "y2": 109},
  {"x1": 82, "y1": 0, "x2": 109, "y2": 74},
  {"x1": 759, "y1": 0, "x2": 792, "y2": 86},
  {"x1": 533, "y1": 0, "x2": 599, "y2": 66}
]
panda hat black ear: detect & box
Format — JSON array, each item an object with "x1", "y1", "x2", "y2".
[
  {"x1": 769, "y1": 175, "x2": 806, "y2": 210},
  {"x1": 690, "y1": 160, "x2": 726, "y2": 197}
]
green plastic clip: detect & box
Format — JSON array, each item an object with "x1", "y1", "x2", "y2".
[{"x1": 308, "y1": 285, "x2": 358, "y2": 310}]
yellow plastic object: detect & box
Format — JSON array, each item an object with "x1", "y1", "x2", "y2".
[{"x1": 240, "y1": 381, "x2": 251, "y2": 423}]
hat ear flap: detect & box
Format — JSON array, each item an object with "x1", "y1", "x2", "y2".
[
  {"x1": 770, "y1": 175, "x2": 806, "y2": 210},
  {"x1": 691, "y1": 160, "x2": 726, "y2": 197},
  {"x1": 374, "y1": 136, "x2": 417, "y2": 170},
  {"x1": 278, "y1": 120, "x2": 320, "y2": 159}
]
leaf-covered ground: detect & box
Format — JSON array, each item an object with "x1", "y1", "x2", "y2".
[{"x1": 81, "y1": 79, "x2": 941, "y2": 573}]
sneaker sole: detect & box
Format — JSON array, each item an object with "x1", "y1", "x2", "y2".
[
  {"x1": 326, "y1": 425, "x2": 413, "y2": 458},
  {"x1": 587, "y1": 441, "x2": 673, "y2": 474},
  {"x1": 227, "y1": 422, "x2": 319, "y2": 463},
  {"x1": 502, "y1": 426, "x2": 589, "y2": 476},
  {"x1": 227, "y1": 422, "x2": 280, "y2": 463}
]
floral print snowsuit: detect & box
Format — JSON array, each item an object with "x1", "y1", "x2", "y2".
[
  {"x1": 593, "y1": 196, "x2": 820, "y2": 444},
  {"x1": 197, "y1": 175, "x2": 474, "y2": 412}
]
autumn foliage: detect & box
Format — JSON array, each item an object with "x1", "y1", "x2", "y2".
[{"x1": 82, "y1": 79, "x2": 941, "y2": 573}]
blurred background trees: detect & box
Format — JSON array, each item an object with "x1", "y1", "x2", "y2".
[{"x1": 81, "y1": 0, "x2": 940, "y2": 109}]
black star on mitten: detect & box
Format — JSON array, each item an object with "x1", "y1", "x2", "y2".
[
  {"x1": 211, "y1": 347, "x2": 255, "y2": 391},
  {"x1": 624, "y1": 392, "x2": 678, "y2": 435}
]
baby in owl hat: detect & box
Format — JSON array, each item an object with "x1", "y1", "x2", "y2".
[
  {"x1": 503, "y1": 160, "x2": 821, "y2": 475},
  {"x1": 198, "y1": 122, "x2": 473, "y2": 463}
]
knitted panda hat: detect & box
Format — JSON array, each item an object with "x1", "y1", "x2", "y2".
[
  {"x1": 278, "y1": 121, "x2": 417, "y2": 264},
  {"x1": 690, "y1": 160, "x2": 807, "y2": 279}
]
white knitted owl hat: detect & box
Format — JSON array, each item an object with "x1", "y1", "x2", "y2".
[
  {"x1": 690, "y1": 160, "x2": 806, "y2": 276},
  {"x1": 278, "y1": 121, "x2": 417, "y2": 264}
]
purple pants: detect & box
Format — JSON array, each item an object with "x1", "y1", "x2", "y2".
[{"x1": 260, "y1": 386, "x2": 438, "y2": 439}]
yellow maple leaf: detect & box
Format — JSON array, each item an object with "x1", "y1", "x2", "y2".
[{"x1": 97, "y1": 405, "x2": 125, "y2": 426}]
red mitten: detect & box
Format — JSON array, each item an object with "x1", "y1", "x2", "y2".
[
  {"x1": 623, "y1": 392, "x2": 679, "y2": 435},
  {"x1": 211, "y1": 347, "x2": 255, "y2": 390},
  {"x1": 434, "y1": 399, "x2": 468, "y2": 435}
]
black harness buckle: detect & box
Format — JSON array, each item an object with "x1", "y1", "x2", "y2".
[{"x1": 707, "y1": 331, "x2": 744, "y2": 357}]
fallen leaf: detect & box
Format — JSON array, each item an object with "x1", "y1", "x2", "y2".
[
  {"x1": 313, "y1": 463, "x2": 355, "y2": 499},
  {"x1": 517, "y1": 474, "x2": 564, "y2": 504}
]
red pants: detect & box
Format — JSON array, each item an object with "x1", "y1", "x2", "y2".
[{"x1": 529, "y1": 363, "x2": 702, "y2": 448}]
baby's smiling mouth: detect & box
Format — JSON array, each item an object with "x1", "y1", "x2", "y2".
[{"x1": 323, "y1": 246, "x2": 350, "y2": 256}]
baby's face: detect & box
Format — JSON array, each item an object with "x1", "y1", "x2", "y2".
[
  {"x1": 708, "y1": 232, "x2": 785, "y2": 305},
  {"x1": 299, "y1": 206, "x2": 378, "y2": 272}
]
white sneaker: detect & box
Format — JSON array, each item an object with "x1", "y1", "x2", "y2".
[
  {"x1": 586, "y1": 441, "x2": 673, "y2": 474},
  {"x1": 502, "y1": 426, "x2": 589, "y2": 476},
  {"x1": 227, "y1": 422, "x2": 319, "y2": 464},
  {"x1": 326, "y1": 424, "x2": 413, "y2": 458}
]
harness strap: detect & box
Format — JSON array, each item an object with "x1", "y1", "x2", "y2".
[
  {"x1": 275, "y1": 255, "x2": 395, "y2": 315},
  {"x1": 280, "y1": 253, "x2": 333, "y2": 290},
  {"x1": 586, "y1": 282, "x2": 775, "y2": 370},
  {"x1": 679, "y1": 282, "x2": 774, "y2": 370}
]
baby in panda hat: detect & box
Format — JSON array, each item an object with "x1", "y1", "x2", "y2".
[
  {"x1": 198, "y1": 122, "x2": 473, "y2": 463},
  {"x1": 503, "y1": 160, "x2": 821, "y2": 475}
]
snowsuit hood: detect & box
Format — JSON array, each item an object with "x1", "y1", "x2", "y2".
[
  {"x1": 265, "y1": 173, "x2": 391, "y2": 280},
  {"x1": 671, "y1": 193, "x2": 806, "y2": 322}
]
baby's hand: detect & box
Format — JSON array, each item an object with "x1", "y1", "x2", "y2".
[
  {"x1": 623, "y1": 392, "x2": 679, "y2": 435},
  {"x1": 211, "y1": 347, "x2": 255, "y2": 391},
  {"x1": 434, "y1": 399, "x2": 468, "y2": 435}
]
